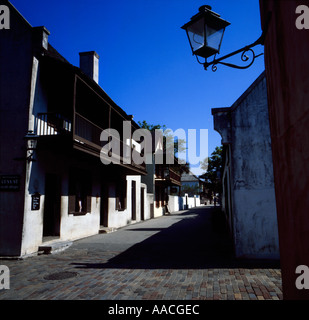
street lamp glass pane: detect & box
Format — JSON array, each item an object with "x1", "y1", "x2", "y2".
[
  {"x1": 26, "y1": 136, "x2": 38, "y2": 150},
  {"x1": 187, "y1": 19, "x2": 205, "y2": 53},
  {"x1": 27, "y1": 139, "x2": 36, "y2": 150},
  {"x1": 205, "y1": 25, "x2": 224, "y2": 52}
]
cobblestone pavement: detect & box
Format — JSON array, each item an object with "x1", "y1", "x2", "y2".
[{"x1": 0, "y1": 206, "x2": 282, "y2": 300}]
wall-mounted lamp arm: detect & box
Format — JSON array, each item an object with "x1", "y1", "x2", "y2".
[
  {"x1": 204, "y1": 12, "x2": 272, "y2": 71},
  {"x1": 205, "y1": 37, "x2": 264, "y2": 71}
]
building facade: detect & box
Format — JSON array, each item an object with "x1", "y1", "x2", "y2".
[
  {"x1": 181, "y1": 171, "x2": 204, "y2": 197},
  {"x1": 0, "y1": 2, "x2": 149, "y2": 257},
  {"x1": 260, "y1": 0, "x2": 309, "y2": 299},
  {"x1": 212, "y1": 72, "x2": 280, "y2": 260}
]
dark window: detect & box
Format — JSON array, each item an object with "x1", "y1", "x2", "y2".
[
  {"x1": 155, "y1": 185, "x2": 165, "y2": 208},
  {"x1": 116, "y1": 180, "x2": 127, "y2": 211},
  {"x1": 68, "y1": 169, "x2": 92, "y2": 214}
]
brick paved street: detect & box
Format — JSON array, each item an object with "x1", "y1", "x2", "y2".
[{"x1": 0, "y1": 206, "x2": 282, "y2": 300}]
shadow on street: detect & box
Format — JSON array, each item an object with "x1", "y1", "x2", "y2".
[{"x1": 71, "y1": 206, "x2": 280, "y2": 270}]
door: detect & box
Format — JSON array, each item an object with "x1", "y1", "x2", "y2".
[
  {"x1": 131, "y1": 180, "x2": 136, "y2": 220},
  {"x1": 141, "y1": 187, "x2": 145, "y2": 220},
  {"x1": 43, "y1": 174, "x2": 61, "y2": 239},
  {"x1": 100, "y1": 182, "x2": 109, "y2": 227}
]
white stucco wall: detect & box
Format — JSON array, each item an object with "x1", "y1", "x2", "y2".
[
  {"x1": 154, "y1": 205, "x2": 165, "y2": 218},
  {"x1": 108, "y1": 176, "x2": 143, "y2": 229},
  {"x1": 230, "y1": 76, "x2": 279, "y2": 259},
  {"x1": 145, "y1": 193, "x2": 154, "y2": 220},
  {"x1": 233, "y1": 188, "x2": 279, "y2": 259},
  {"x1": 168, "y1": 195, "x2": 180, "y2": 212},
  {"x1": 168, "y1": 194, "x2": 201, "y2": 213},
  {"x1": 213, "y1": 72, "x2": 280, "y2": 260},
  {"x1": 20, "y1": 161, "x2": 45, "y2": 256},
  {"x1": 20, "y1": 156, "x2": 102, "y2": 256},
  {"x1": 59, "y1": 173, "x2": 100, "y2": 242}
]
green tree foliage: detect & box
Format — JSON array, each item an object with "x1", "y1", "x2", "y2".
[
  {"x1": 137, "y1": 120, "x2": 163, "y2": 132},
  {"x1": 137, "y1": 120, "x2": 190, "y2": 174},
  {"x1": 200, "y1": 146, "x2": 223, "y2": 198}
]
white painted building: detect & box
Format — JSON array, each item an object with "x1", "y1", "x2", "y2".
[
  {"x1": 212, "y1": 72, "x2": 280, "y2": 260},
  {"x1": 0, "y1": 2, "x2": 148, "y2": 257}
]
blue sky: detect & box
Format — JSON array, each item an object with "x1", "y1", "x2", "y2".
[{"x1": 9, "y1": 0, "x2": 265, "y2": 175}]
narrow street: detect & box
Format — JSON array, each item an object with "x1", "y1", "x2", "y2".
[{"x1": 0, "y1": 206, "x2": 282, "y2": 300}]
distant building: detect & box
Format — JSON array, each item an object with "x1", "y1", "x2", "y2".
[
  {"x1": 212, "y1": 71, "x2": 280, "y2": 260},
  {"x1": 181, "y1": 171, "x2": 203, "y2": 197},
  {"x1": 141, "y1": 135, "x2": 182, "y2": 217}
]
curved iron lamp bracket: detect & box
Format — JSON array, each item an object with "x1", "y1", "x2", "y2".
[
  {"x1": 203, "y1": 12, "x2": 271, "y2": 72},
  {"x1": 204, "y1": 36, "x2": 264, "y2": 71}
]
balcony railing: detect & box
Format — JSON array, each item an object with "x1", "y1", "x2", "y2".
[
  {"x1": 74, "y1": 113, "x2": 146, "y2": 171},
  {"x1": 155, "y1": 166, "x2": 181, "y2": 186},
  {"x1": 36, "y1": 113, "x2": 72, "y2": 136},
  {"x1": 35, "y1": 112, "x2": 146, "y2": 172},
  {"x1": 169, "y1": 168, "x2": 182, "y2": 184},
  {"x1": 74, "y1": 112, "x2": 101, "y2": 146}
]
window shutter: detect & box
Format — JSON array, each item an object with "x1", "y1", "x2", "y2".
[
  {"x1": 123, "y1": 196, "x2": 127, "y2": 210},
  {"x1": 86, "y1": 196, "x2": 92, "y2": 213},
  {"x1": 68, "y1": 195, "x2": 76, "y2": 213}
]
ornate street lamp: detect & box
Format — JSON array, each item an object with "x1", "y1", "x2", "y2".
[
  {"x1": 181, "y1": 5, "x2": 230, "y2": 61},
  {"x1": 24, "y1": 130, "x2": 39, "y2": 162},
  {"x1": 181, "y1": 5, "x2": 269, "y2": 71}
]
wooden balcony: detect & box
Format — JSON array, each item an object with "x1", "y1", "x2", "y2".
[
  {"x1": 155, "y1": 166, "x2": 181, "y2": 186},
  {"x1": 37, "y1": 113, "x2": 72, "y2": 136},
  {"x1": 36, "y1": 112, "x2": 146, "y2": 174}
]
